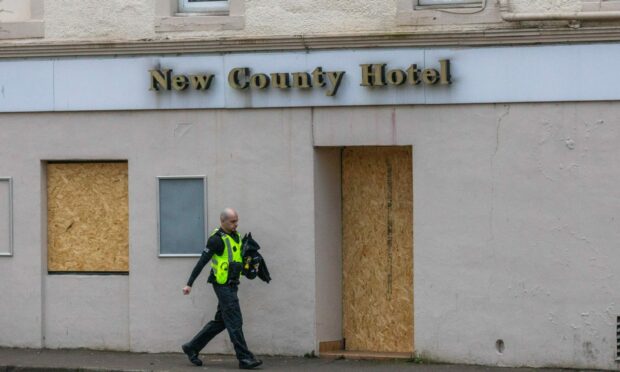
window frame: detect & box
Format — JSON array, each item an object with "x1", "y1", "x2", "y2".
[
  {"x1": 397, "y1": 0, "x2": 501, "y2": 27},
  {"x1": 178, "y1": 0, "x2": 229, "y2": 14},
  {"x1": 0, "y1": 177, "x2": 14, "y2": 257},
  {"x1": 155, "y1": 0, "x2": 245, "y2": 32},
  {"x1": 416, "y1": 0, "x2": 483, "y2": 9},
  {"x1": 157, "y1": 175, "x2": 208, "y2": 258}
]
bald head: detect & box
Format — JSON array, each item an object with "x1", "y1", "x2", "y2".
[{"x1": 219, "y1": 208, "x2": 239, "y2": 234}]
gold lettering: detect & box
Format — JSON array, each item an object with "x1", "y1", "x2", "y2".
[
  {"x1": 439, "y1": 59, "x2": 451, "y2": 85},
  {"x1": 190, "y1": 74, "x2": 214, "y2": 90},
  {"x1": 360, "y1": 64, "x2": 386, "y2": 87},
  {"x1": 292, "y1": 72, "x2": 312, "y2": 89},
  {"x1": 312, "y1": 67, "x2": 326, "y2": 88},
  {"x1": 270, "y1": 73, "x2": 290, "y2": 89},
  {"x1": 149, "y1": 69, "x2": 172, "y2": 91},
  {"x1": 228, "y1": 68, "x2": 250, "y2": 89},
  {"x1": 172, "y1": 75, "x2": 189, "y2": 91},
  {"x1": 325, "y1": 71, "x2": 346, "y2": 96},
  {"x1": 250, "y1": 74, "x2": 270, "y2": 89},
  {"x1": 422, "y1": 69, "x2": 439, "y2": 85},
  {"x1": 386, "y1": 69, "x2": 406, "y2": 86},
  {"x1": 406, "y1": 65, "x2": 421, "y2": 85}
]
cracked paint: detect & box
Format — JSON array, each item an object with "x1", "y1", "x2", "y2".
[{"x1": 487, "y1": 104, "x2": 511, "y2": 246}]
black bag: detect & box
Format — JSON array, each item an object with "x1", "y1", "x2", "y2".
[{"x1": 241, "y1": 232, "x2": 271, "y2": 283}]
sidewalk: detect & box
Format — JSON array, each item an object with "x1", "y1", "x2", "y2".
[{"x1": 0, "y1": 348, "x2": 602, "y2": 372}]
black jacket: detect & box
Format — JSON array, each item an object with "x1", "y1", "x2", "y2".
[{"x1": 241, "y1": 233, "x2": 271, "y2": 283}]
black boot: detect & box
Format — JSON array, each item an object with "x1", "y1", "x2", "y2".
[
  {"x1": 182, "y1": 343, "x2": 203, "y2": 366},
  {"x1": 238, "y1": 358, "x2": 262, "y2": 369}
]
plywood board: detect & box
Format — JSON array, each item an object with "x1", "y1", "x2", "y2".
[
  {"x1": 47, "y1": 162, "x2": 129, "y2": 272},
  {"x1": 319, "y1": 340, "x2": 345, "y2": 353},
  {"x1": 342, "y1": 147, "x2": 413, "y2": 353}
]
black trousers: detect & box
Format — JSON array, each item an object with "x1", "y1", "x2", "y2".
[{"x1": 186, "y1": 283, "x2": 254, "y2": 361}]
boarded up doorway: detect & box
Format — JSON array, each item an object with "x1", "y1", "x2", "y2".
[{"x1": 342, "y1": 146, "x2": 413, "y2": 353}]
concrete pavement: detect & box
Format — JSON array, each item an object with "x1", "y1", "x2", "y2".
[{"x1": 0, "y1": 348, "x2": 606, "y2": 372}]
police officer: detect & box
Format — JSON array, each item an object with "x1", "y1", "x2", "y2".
[{"x1": 182, "y1": 208, "x2": 262, "y2": 370}]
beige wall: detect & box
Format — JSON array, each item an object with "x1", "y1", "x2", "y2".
[
  {"x1": 0, "y1": 0, "x2": 592, "y2": 41},
  {"x1": 313, "y1": 102, "x2": 620, "y2": 370},
  {"x1": 0, "y1": 108, "x2": 316, "y2": 355},
  {"x1": 314, "y1": 148, "x2": 342, "y2": 349},
  {"x1": 0, "y1": 0, "x2": 31, "y2": 22},
  {"x1": 44, "y1": 0, "x2": 401, "y2": 40},
  {"x1": 1, "y1": 101, "x2": 620, "y2": 369},
  {"x1": 44, "y1": 276, "x2": 130, "y2": 350},
  {"x1": 510, "y1": 0, "x2": 580, "y2": 12}
]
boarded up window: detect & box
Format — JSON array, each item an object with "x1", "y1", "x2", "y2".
[
  {"x1": 0, "y1": 178, "x2": 13, "y2": 256},
  {"x1": 47, "y1": 162, "x2": 129, "y2": 273},
  {"x1": 158, "y1": 177, "x2": 206, "y2": 256}
]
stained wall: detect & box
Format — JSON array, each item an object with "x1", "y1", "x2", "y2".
[
  {"x1": 0, "y1": 108, "x2": 316, "y2": 355},
  {"x1": 313, "y1": 102, "x2": 620, "y2": 370},
  {"x1": 0, "y1": 98, "x2": 619, "y2": 369}
]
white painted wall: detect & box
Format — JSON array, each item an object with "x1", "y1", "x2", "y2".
[
  {"x1": 0, "y1": 108, "x2": 316, "y2": 355},
  {"x1": 126, "y1": 108, "x2": 316, "y2": 354},
  {"x1": 44, "y1": 276, "x2": 129, "y2": 350},
  {"x1": 314, "y1": 148, "x2": 343, "y2": 349},
  {"x1": 0, "y1": 141, "x2": 45, "y2": 349},
  {"x1": 313, "y1": 102, "x2": 620, "y2": 370},
  {"x1": 1, "y1": 100, "x2": 619, "y2": 369},
  {"x1": 0, "y1": 179, "x2": 11, "y2": 255}
]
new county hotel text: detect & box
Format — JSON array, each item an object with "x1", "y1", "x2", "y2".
[{"x1": 149, "y1": 60, "x2": 452, "y2": 96}]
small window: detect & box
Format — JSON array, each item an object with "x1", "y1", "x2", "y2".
[
  {"x1": 0, "y1": 178, "x2": 13, "y2": 257},
  {"x1": 418, "y1": 0, "x2": 482, "y2": 7},
  {"x1": 156, "y1": 0, "x2": 244, "y2": 32},
  {"x1": 158, "y1": 176, "x2": 207, "y2": 257},
  {"x1": 178, "y1": 0, "x2": 229, "y2": 13},
  {"x1": 398, "y1": 0, "x2": 499, "y2": 26}
]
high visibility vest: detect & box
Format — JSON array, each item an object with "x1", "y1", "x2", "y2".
[{"x1": 210, "y1": 229, "x2": 243, "y2": 285}]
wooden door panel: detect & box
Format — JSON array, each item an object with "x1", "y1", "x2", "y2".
[{"x1": 342, "y1": 147, "x2": 413, "y2": 353}]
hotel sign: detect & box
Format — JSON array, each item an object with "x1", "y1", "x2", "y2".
[
  {"x1": 149, "y1": 60, "x2": 451, "y2": 97},
  {"x1": 7, "y1": 43, "x2": 615, "y2": 113}
]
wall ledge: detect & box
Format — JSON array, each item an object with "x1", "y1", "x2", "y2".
[
  {"x1": 0, "y1": 20, "x2": 44, "y2": 40},
  {"x1": 155, "y1": 15, "x2": 244, "y2": 32},
  {"x1": 2, "y1": 26, "x2": 620, "y2": 58}
]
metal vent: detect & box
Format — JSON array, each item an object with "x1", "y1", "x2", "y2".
[{"x1": 617, "y1": 316, "x2": 620, "y2": 360}]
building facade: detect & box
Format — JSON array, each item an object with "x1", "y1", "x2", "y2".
[{"x1": 1, "y1": 0, "x2": 620, "y2": 370}]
